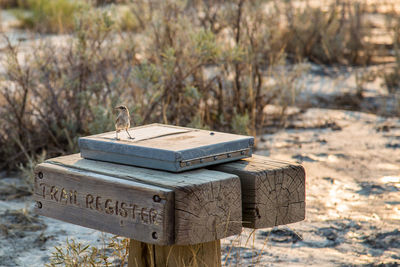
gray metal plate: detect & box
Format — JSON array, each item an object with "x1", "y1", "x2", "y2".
[{"x1": 79, "y1": 124, "x2": 254, "y2": 172}]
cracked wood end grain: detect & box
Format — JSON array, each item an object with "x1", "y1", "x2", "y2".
[
  {"x1": 209, "y1": 154, "x2": 306, "y2": 228},
  {"x1": 174, "y1": 173, "x2": 242, "y2": 244}
]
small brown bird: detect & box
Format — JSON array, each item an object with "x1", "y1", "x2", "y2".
[{"x1": 114, "y1": 105, "x2": 133, "y2": 140}]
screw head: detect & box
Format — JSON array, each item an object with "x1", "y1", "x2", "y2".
[
  {"x1": 213, "y1": 156, "x2": 218, "y2": 160},
  {"x1": 227, "y1": 153, "x2": 232, "y2": 158},
  {"x1": 152, "y1": 232, "x2": 158, "y2": 239},
  {"x1": 153, "y1": 195, "x2": 161, "y2": 203}
]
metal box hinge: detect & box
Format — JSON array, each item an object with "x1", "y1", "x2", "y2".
[{"x1": 179, "y1": 148, "x2": 251, "y2": 168}]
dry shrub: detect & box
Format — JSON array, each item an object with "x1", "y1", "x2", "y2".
[
  {"x1": 280, "y1": 0, "x2": 374, "y2": 65},
  {"x1": 0, "y1": 10, "x2": 138, "y2": 168},
  {"x1": 13, "y1": 0, "x2": 89, "y2": 33},
  {"x1": 128, "y1": 0, "x2": 306, "y2": 136},
  {"x1": 0, "y1": 1, "x2": 307, "y2": 169},
  {"x1": 46, "y1": 238, "x2": 108, "y2": 266},
  {"x1": 0, "y1": 208, "x2": 46, "y2": 237},
  {"x1": 0, "y1": 0, "x2": 19, "y2": 8},
  {"x1": 382, "y1": 13, "x2": 400, "y2": 116},
  {"x1": 92, "y1": 0, "x2": 127, "y2": 6},
  {"x1": 46, "y1": 235, "x2": 129, "y2": 267},
  {"x1": 384, "y1": 15, "x2": 400, "y2": 94}
]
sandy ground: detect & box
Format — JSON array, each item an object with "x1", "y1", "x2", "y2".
[
  {"x1": 1, "y1": 107, "x2": 399, "y2": 267},
  {"x1": 222, "y1": 108, "x2": 400, "y2": 266}
]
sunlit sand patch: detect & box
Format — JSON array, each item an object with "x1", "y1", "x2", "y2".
[
  {"x1": 376, "y1": 163, "x2": 400, "y2": 171},
  {"x1": 327, "y1": 154, "x2": 341, "y2": 162},
  {"x1": 347, "y1": 213, "x2": 382, "y2": 222},
  {"x1": 325, "y1": 180, "x2": 355, "y2": 216},
  {"x1": 390, "y1": 207, "x2": 400, "y2": 220},
  {"x1": 296, "y1": 153, "x2": 343, "y2": 163},
  {"x1": 381, "y1": 176, "x2": 400, "y2": 183},
  {"x1": 381, "y1": 176, "x2": 400, "y2": 188}
]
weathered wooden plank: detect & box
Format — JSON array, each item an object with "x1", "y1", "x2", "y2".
[
  {"x1": 34, "y1": 163, "x2": 174, "y2": 245},
  {"x1": 47, "y1": 154, "x2": 235, "y2": 188},
  {"x1": 35, "y1": 154, "x2": 242, "y2": 245},
  {"x1": 128, "y1": 239, "x2": 221, "y2": 267},
  {"x1": 209, "y1": 154, "x2": 306, "y2": 228}
]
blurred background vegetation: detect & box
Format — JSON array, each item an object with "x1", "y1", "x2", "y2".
[{"x1": 0, "y1": 0, "x2": 399, "y2": 172}]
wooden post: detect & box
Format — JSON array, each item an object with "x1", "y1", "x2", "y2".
[
  {"x1": 128, "y1": 239, "x2": 221, "y2": 267},
  {"x1": 33, "y1": 153, "x2": 305, "y2": 267}
]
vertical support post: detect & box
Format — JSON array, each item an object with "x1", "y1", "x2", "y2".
[{"x1": 128, "y1": 239, "x2": 221, "y2": 267}]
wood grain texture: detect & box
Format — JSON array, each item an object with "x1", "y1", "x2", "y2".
[
  {"x1": 128, "y1": 239, "x2": 221, "y2": 267},
  {"x1": 173, "y1": 174, "x2": 241, "y2": 244},
  {"x1": 35, "y1": 154, "x2": 242, "y2": 245},
  {"x1": 34, "y1": 163, "x2": 174, "y2": 245},
  {"x1": 209, "y1": 154, "x2": 306, "y2": 228}
]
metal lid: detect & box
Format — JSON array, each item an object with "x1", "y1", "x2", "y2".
[{"x1": 79, "y1": 124, "x2": 254, "y2": 170}]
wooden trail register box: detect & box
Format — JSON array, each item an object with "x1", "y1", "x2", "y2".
[
  {"x1": 33, "y1": 125, "x2": 305, "y2": 266},
  {"x1": 34, "y1": 154, "x2": 242, "y2": 245}
]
